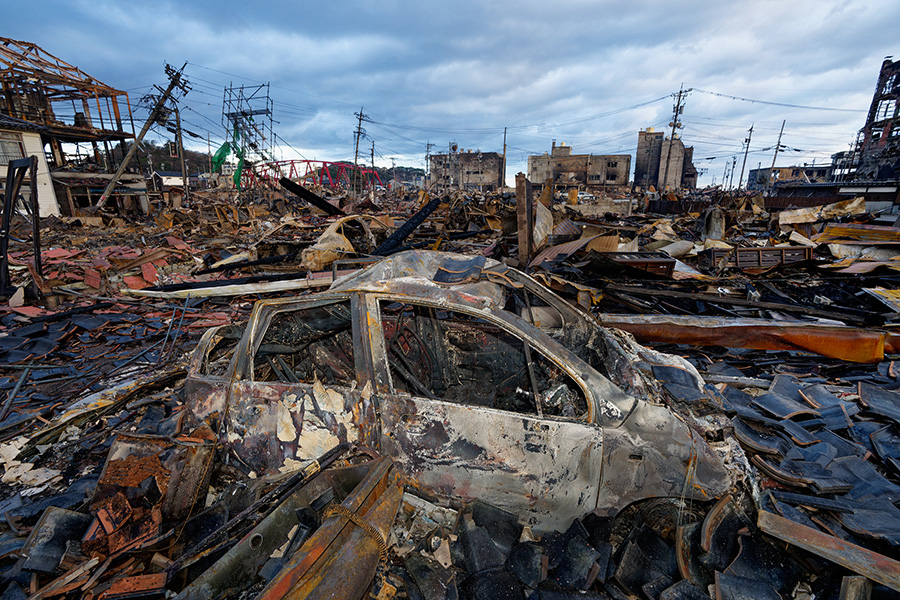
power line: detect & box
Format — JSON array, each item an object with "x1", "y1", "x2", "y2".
[{"x1": 694, "y1": 88, "x2": 866, "y2": 113}]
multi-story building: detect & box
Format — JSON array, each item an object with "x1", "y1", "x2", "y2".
[
  {"x1": 526, "y1": 142, "x2": 630, "y2": 192},
  {"x1": 746, "y1": 164, "x2": 833, "y2": 191},
  {"x1": 428, "y1": 149, "x2": 504, "y2": 192},
  {"x1": 857, "y1": 58, "x2": 900, "y2": 181},
  {"x1": 633, "y1": 128, "x2": 698, "y2": 191}
]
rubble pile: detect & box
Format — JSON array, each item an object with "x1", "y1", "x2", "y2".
[{"x1": 0, "y1": 181, "x2": 899, "y2": 600}]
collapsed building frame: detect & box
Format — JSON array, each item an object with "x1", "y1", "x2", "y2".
[{"x1": 0, "y1": 37, "x2": 136, "y2": 169}]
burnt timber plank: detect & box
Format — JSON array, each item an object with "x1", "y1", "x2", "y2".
[{"x1": 757, "y1": 510, "x2": 900, "y2": 592}]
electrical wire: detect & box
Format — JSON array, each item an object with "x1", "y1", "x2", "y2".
[{"x1": 694, "y1": 88, "x2": 866, "y2": 113}]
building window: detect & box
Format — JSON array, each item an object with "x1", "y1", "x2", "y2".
[
  {"x1": 607, "y1": 161, "x2": 617, "y2": 169},
  {"x1": 0, "y1": 132, "x2": 25, "y2": 166},
  {"x1": 588, "y1": 175, "x2": 601, "y2": 181},
  {"x1": 885, "y1": 74, "x2": 897, "y2": 94},
  {"x1": 892, "y1": 125, "x2": 900, "y2": 138},
  {"x1": 876, "y1": 99, "x2": 897, "y2": 121},
  {"x1": 872, "y1": 129, "x2": 883, "y2": 142},
  {"x1": 606, "y1": 173, "x2": 617, "y2": 182}
]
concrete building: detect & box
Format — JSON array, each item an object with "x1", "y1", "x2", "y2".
[
  {"x1": 428, "y1": 150, "x2": 504, "y2": 192},
  {"x1": 746, "y1": 164, "x2": 833, "y2": 191},
  {"x1": 857, "y1": 57, "x2": 900, "y2": 181},
  {"x1": 526, "y1": 142, "x2": 630, "y2": 192},
  {"x1": 633, "y1": 128, "x2": 698, "y2": 191}
]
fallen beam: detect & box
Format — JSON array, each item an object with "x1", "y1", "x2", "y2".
[
  {"x1": 603, "y1": 284, "x2": 876, "y2": 326},
  {"x1": 758, "y1": 510, "x2": 900, "y2": 592},
  {"x1": 373, "y1": 193, "x2": 441, "y2": 256},
  {"x1": 599, "y1": 314, "x2": 900, "y2": 363},
  {"x1": 126, "y1": 275, "x2": 333, "y2": 299},
  {"x1": 279, "y1": 177, "x2": 345, "y2": 216}
]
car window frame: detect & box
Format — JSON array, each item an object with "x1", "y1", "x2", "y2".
[
  {"x1": 367, "y1": 292, "x2": 596, "y2": 424},
  {"x1": 240, "y1": 293, "x2": 357, "y2": 384}
]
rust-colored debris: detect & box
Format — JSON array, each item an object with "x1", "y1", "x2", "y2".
[{"x1": 1, "y1": 44, "x2": 900, "y2": 598}]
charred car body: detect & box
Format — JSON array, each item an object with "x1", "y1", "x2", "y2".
[{"x1": 186, "y1": 251, "x2": 729, "y2": 529}]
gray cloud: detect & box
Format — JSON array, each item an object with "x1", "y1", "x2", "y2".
[{"x1": 4, "y1": 0, "x2": 897, "y2": 184}]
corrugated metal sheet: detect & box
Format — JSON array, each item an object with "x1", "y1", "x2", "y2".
[
  {"x1": 864, "y1": 288, "x2": 900, "y2": 312},
  {"x1": 529, "y1": 235, "x2": 598, "y2": 268},
  {"x1": 552, "y1": 219, "x2": 582, "y2": 237},
  {"x1": 816, "y1": 223, "x2": 900, "y2": 245}
]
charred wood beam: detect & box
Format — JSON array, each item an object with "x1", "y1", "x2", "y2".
[
  {"x1": 758, "y1": 510, "x2": 900, "y2": 592},
  {"x1": 0, "y1": 156, "x2": 41, "y2": 299},
  {"x1": 373, "y1": 194, "x2": 442, "y2": 256},
  {"x1": 394, "y1": 229, "x2": 494, "y2": 252},
  {"x1": 278, "y1": 177, "x2": 345, "y2": 216},
  {"x1": 193, "y1": 252, "x2": 296, "y2": 276},
  {"x1": 602, "y1": 284, "x2": 878, "y2": 326},
  {"x1": 30, "y1": 302, "x2": 114, "y2": 323},
  {"x1": 516, "y1": 173, "x2": 534, "y2": 266}
]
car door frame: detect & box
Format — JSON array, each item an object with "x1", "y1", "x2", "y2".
[
  {"x1": 220, "y1": 292, "x2": 379, "y2": 474},
  {"x1": 360, "y1": 292, "x2": 606, "y2": 529}
]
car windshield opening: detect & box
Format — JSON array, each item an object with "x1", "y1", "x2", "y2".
[{"x1": 380, "y1": 300, "x2": 588, "y2": 419}]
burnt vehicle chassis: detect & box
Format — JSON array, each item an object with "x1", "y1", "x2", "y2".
[{"x1": 186, "y1": 251, "x2": 730, "y2": 529}]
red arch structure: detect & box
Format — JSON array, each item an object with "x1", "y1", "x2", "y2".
[{"x1": 243, "y1": 160, "x2": 382, "y2": 192}]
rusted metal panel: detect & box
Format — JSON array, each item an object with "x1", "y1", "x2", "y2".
[
  {"x1": 816, "y1": 223, "x2": 900, "y2": 245},
  {"x1": 225, "y1": 379, "x2": 365, "y2": 474},
  {"x1": 757, "y1": 510, "x2": 900, "y2": 592},
  {"x1": 175, "y1": 455, "x2": 374, "y2": 600},
  {"x1": 600, "y1": 314, "x2": 894, "y2": 363},
  {"x1": 704, "y1": 246, "x2": 813, "y2": 269},
  {"x1": 102, "y1": 572, "x2": 167, "y2": 599},
  {"x1": 529, "y1": 235, "x2": 604, "y2": 268},
  {"x1": 863, "y1": 288, "x2": 900, "y2": 312},
  {"x1": 92, "y1": 431, "x2": 214, "y2": 521},
  {"x1": 256, "y1": 457, "x2": 400, "y2": 600}
]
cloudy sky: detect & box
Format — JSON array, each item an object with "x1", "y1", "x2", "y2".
[{"x1": 5, "y1": 0, "x2": 899, "y2": 186}]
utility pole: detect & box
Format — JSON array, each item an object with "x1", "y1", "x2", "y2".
[
  {"x1": 737, "y1": 124, "x2": 753, "y2": 191},
  {"x1": 370, "y1": 140, "x2": 375, "y2": 195},
  {"x1": 449, "y1": 142, "x2": 454, "y2": 189},
  {"x1": 662, "y1": 85, "x2": 691, "y2": 192},
  {"x1": 728, "y1": 156, "x2": 736, "y2": 190},
  {"x1": 207, "y1": 133, "x2": 212, "y2": 189},
  {"x1": 174, "y1": 106, "x2": 189, "y2": 204},
  {"x1": 352, "y1": 106, "x2": 368, "y2": 197},
  {"x1": 502, "y1": 126, "x2": 508, "y2": 189},
  {"x1": 391, "y1": 157, "x2": 396, "y2": 191},
  {"x1": 766, "y1": 120, "x2": 786, "y2": 196},
  {"x1": 722, "y1": 161, "x2": 729, "y2": 190},
  {"x1": 97, "y1": 63, "x2": 189, "y2": 208},
  {"x1": 425, "y1": 141, "x2": 434, "y2": 188}
]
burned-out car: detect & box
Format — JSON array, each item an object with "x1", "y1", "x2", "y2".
[{"x1": 186, "y1": 251, "x2": 730, "y2": 528}]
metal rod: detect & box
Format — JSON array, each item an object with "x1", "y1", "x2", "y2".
[{"x1": 0, "y1": 366, "x2": 31, "y2": 422}]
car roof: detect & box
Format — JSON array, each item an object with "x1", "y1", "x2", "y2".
[{"x1": 328, "y1": 250, "x2": 509, "y2": 310}]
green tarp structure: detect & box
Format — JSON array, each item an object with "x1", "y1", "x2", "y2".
[
  {"x1": 211, "y1": 126, "x2": 245, "y2": 189},
  {"x1": 211, "y1": 141, "x2": 230, "y2": 173}
]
